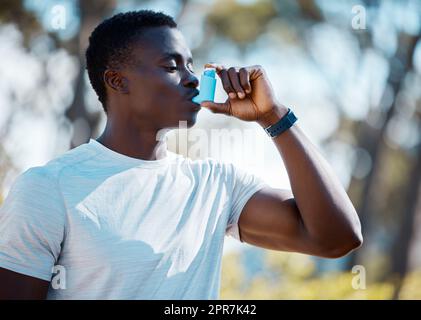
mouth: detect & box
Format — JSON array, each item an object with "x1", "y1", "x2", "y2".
[{"x1": 186, "y1": 90, "x2": 200, "y2": 102}]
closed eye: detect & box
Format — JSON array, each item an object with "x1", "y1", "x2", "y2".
[
  {"x1": 164, "y1": 66, "x2": 178, "y2": 72},
  {"x1": 163, "y1": 64, "x2": 195, "y2": 74}
]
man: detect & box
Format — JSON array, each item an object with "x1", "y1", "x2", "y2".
[{"x1": 0, "y1": 10, "x2": 362, "y2": 299}]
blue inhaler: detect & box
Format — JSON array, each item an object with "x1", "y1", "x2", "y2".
[{"x1": 192, "y1": 68, "x2": 216, "y2": 104}]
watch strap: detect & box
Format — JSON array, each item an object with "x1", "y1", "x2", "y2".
[{"x1": 263, "y1": 108, "x2": 297, "y2": 138}]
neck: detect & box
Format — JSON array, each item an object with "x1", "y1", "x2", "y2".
[{"x1": 97, "y1": 116, "x2": 168, "y2": 161}]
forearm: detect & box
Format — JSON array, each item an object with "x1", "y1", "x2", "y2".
[{"x1": 258, "y1": 106, "x2": 362, "y2": 249}]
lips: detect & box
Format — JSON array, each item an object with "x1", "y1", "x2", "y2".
[
  {"x1": 189, "y1": 100, "x2": 201, "y2": 111},
  {"x1": 186, "y1": 90, "x2": 200, "y2": 101}
]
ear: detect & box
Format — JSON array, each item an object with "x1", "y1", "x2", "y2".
[{"x1": 104, "y1": 69, "x2": 129, "y2": 94}]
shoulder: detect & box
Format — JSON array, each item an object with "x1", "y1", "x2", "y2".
[{"x1": 10, "y1": 142, "x2": 96, "y2": 195}]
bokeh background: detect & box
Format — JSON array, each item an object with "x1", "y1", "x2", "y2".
[{"x1": 1, "y1": 0, "x2": 421, "y2": 299}]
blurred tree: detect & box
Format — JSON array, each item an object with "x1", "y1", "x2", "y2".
[
  {"x1": 64, "y1": 0, "x2": 116, "y2": 148},
  {"x1": 347, "y1": 32, "x2": 420, "y2": 267},
  {"x1": 0, "y1": 0, "x2": 41, "y2": 44},
  {"x1": 342, "y1": 1, "x2": 421, "y2": 290},
  {"x1": 391, "y1": 133, "x2": 421, "y2": 298},
  {"x1": 0, "y1": 0, "x2": 42, "y2": 192},
  {"x1": 207, "y1": 0, "x2": 278, "y2": 47}
]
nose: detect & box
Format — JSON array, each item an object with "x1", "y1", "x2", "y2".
[{"x1": 182, "y1": 69, "x2": 199, "y2": 89}]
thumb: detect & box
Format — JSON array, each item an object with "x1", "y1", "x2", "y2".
[{"x1": 200, "y1": 100, "x2": 231, "y2": 115}]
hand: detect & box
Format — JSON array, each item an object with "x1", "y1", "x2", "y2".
[{"x1": 200, "y1": 63, "x2": 288, "y2": 126}]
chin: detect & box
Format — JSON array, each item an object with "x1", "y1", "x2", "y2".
[
  {"x1": 180, "y1": 111, "x2": 199, "y2": 128},
  {"x1": 164, "y1": 113, "x2": 198, "y2": 130}
]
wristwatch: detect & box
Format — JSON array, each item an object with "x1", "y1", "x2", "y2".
[{"x1": 263, "y1": 108, "x2": 298, "y2": 138}]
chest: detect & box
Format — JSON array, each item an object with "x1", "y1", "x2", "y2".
[{"x1": 58, "y1": 169, "x2": 229, "y2": 275}]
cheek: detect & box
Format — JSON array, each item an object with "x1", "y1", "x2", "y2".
[
  {"x1": 155, "y1": 75, "x2": 182, "y2": 102},
  {"x1": 132, "y1": 74, "x2": 182, "y2": 106}
]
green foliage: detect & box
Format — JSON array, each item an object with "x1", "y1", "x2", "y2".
[
  {"x1": 207, "y1": 0, "x2": 278, "y2": 45},
  {"x1": 221, "y1": 250, "x2": 401, "y2": 300},
  {"x1": 0, "y1": 0, "x2": 41, "y2": 45},
  {"x1": 398, "y1": 270, "x2": 421, "y2": 299}
]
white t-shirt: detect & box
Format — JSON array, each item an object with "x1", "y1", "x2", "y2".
[{"x1": 0, "y1": 139, "x2": 267, "y2": 299}]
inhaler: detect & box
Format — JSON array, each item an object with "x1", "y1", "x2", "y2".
[{"x1": 192, "y1": 68, "x2": 216, "y2": 104}]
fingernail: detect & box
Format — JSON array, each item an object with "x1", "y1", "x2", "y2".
[
  {"x1": 229, "y1": 92, "x2": 236, "y2": 99},
  {"x1": 238, "y1": 92, "x2": 245, "y2": 99}
]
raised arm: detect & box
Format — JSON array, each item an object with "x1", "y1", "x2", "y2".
[
  {"x1": 238, "y1": 119, "x2": 362, "y2": 258},
  {"x1": 201, "y1": 63, "x2": 362, "y2": 258}
]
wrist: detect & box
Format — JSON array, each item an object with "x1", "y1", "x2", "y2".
[{"x1": 257, "y1": 104, "x2": 289, "y2": 128}]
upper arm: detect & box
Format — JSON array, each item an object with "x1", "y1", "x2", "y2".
[
  {"x1": 0, "y1": 167, "x2": 65, "y2": 290},
  {"x1": 0, "y1": 267, "x2": 49, "y2": 300},
  {"x1": 238, "y1": 186, "x2": 327, "y2": 256}
]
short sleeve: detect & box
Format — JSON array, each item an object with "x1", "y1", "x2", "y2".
[
  {"x1": 225, "y1": 164, "x2": 267, "y2": 241},
  {"x1": 0, "y1": 167, "x2": 66, "y2": 281}
]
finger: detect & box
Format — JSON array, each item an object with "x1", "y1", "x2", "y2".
[
  {"x1": 244, "y1": 64, "x2": 265, "y2": 82},
  {"x1": 239, "y1": 67, "x2": 251, "y2": 94},
  {"x1": 204, "y1": 63, "x2": 236, "y2": 98},
  {"x1": 227, "y1": 67, "x2": 245, "y2": 99},
  {"x1": 219, "y1": 69, "x2": 237, "y2": 99},
  {"x1": 200, "y1": 100, "x2": 232, "y2": 115},
  {"x1": 205, "y1": 63, "x2": 235, "y2": 97},
  {"x1": 204, "y1": 63, "x2": 225, "y2": 73}
]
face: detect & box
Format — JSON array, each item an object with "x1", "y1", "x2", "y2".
[{"x1": 106, "y1": 26, "x2": 200, "y2": 129}]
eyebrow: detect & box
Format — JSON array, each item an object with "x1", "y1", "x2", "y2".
[{"x1": 159, "y1": 52, "x2": 193, "y2": 64}]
